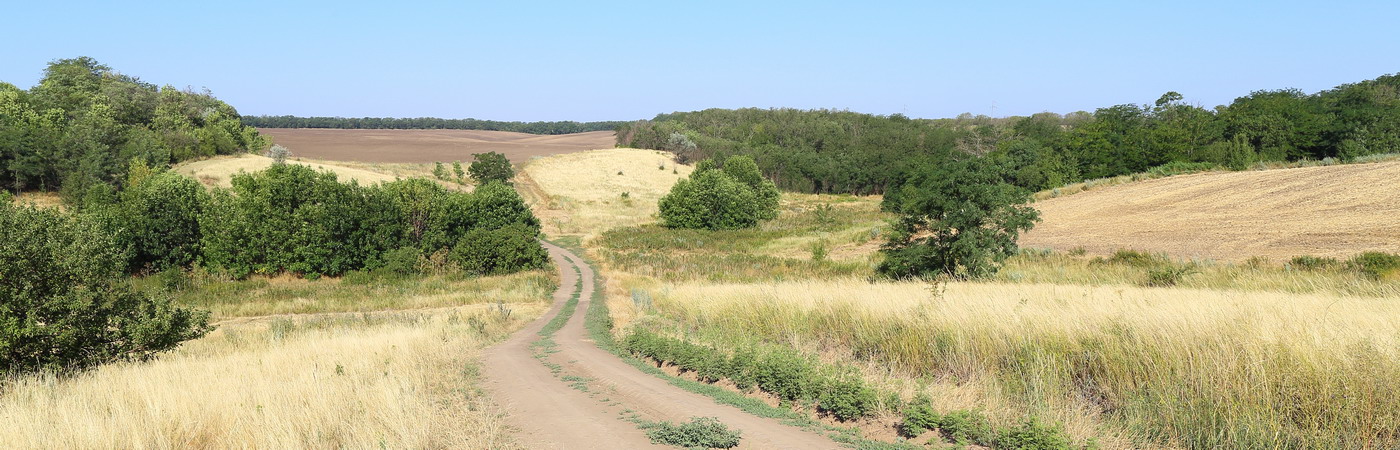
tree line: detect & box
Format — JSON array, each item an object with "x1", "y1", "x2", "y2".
[
  {"x1": 244, "y1": 115, "x2": 626, "y2": 135},
  {"x1": 618, "y1": 72, "x2": 1400, "y2": 195},
  {"x1": 4, "y1": 162, "x2": 548, "y2": 374},
  {"x1": 1, "y1": 57, "x2": 267, "y2": 198}
]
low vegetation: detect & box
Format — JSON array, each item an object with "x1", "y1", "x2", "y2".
[{"x1": 640, "y1": 417, "x2": 742, "y2": 449}]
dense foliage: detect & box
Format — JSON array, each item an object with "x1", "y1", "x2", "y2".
[
  {"x1": 0, "y1": 198, "x2": 210, "y2": 373},
  {"x1": 879, "y1": 158, "x2": 1040, "y2": 280},
  {"x1": 199, "y1": 167, "x2": 541, "y2": 278},
  {"x1": 468, "y1": 151, "x2": 514, "y2": 185},
  {"x1": 657, "y1": 156, "x2": 780, "y2": 230},
  {"x1": 449, "y1": 224, "x2": 550, "y2": 275},
  {"x1": 1, "y1": 57, "x2": 266, "y2": 197},
  {"x1": 619, "y1": 73, "x2": 1400, "y2": 195},
  {"x1": 243, "y1": 115, "x2": 625, "y2": 135}
]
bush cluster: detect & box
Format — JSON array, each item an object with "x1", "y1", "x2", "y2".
[
  {"x1": 658, "y1": 155, "x2": 780, "y2": 230},
  {"x1": 1346, "y1": 252, "x2": 1400, "y2": 280},
  {"x1": 1, "y1": 201, "x2": 210, "y2": 373},
  {"x1": 78, "y1": 164, "x2": 546, "y2": 279},
  {"x1": 900, "y1": 396, "x2": 1079, "y2": 449},
  {"x1": 623, "y1": 329, "x2": 876, "y2": 421}
]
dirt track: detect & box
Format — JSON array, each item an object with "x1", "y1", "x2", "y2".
[
  {"x1": 1021, "y1": 161, "x2": 1400, "y2": 261},
  {"x1": 480, "y1": 242, "x2": 841, "y2": 449},
  {"x1": 256, "y1": 129, "x2": 615, "y2": 163}
]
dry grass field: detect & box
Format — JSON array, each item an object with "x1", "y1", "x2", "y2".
[
  {"x1": 638, "y1": 278, "x2": 1400, "y2": 448},
  {"x1": 1022, "y1": 160, "x2": 1400, "y2": 262},
  {"x1": 258, "y1": 128, "x2": 615, "y2": 164},
  {"x1": 520, "y1": 148, "x2": 692, "y2": 237},
  {"x1": 0, "y1": 304, "x2": 541, "y2": 449},
  {"x1": 174, "y1": 154, "x2": 404, "y2": 188}
]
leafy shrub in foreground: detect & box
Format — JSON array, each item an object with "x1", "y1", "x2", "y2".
[
  {"x1": 996, "y1": 418, "x2": 1075, "y2": 450},
  {"x1": 817, "y1": 373, "x2": 878, "y2": 421},
  {"x1": 1, "y1": 202, "x2": 209, "y2": 374},
  {"x1": 642, "y1": 417, "x2": 741, "y2": 449}
]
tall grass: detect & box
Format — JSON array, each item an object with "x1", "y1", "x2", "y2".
[
  {"x1": 0, "y1": 305, "x2": 541, "y2": 449},
  {"x1": 649, "y1": 279, "x2": 1400, "y2": 448}
]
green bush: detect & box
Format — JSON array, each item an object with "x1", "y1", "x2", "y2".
[
  {"x1": 996, "y1": 418, "x2": 1075, "y2": 450},
  {"x1": 449, "y1": 224, "x2": 548, "y2": 276},
  {"x1": 642, "y1": 417, "x2": 741, "y2": 449},
  {"x1": 1142, "y1": 264, "x2": 1196, "y2": 287},
  {"x1": 375, "y1": 246, "x2": 424, "y2": 277},
  {"x1": 658, "y1": 155, "x2": 780, "y2": 230},
  {"x1": 726, "y1": 348, "x2": 759, "y2": 391},
  {"x1": 1, "y1": 202, "x2": 209, "y2": 374},
  {"x1": 1289, "y1": 255, "x2": 1339, "y2": 271},
  {"x1": 937, "y1": 410, "x2": 996, "y2": 445},
  {"x1": 817, "y1": 373, "x2": 877, "y2": 421},
  {"x1": 900, "y1": 395, "x2": 941, "y2": 438},
  {"x1": 754, "y1": 348, "x2": 816, "y2": 402},
  {"x1": 1347, "y1": 252, "x2": 1400, "y2": 279},
  {"x1": 1103, "y1": 249, "x2": 1164, "y2": 267},
  {"x1": 468, "y1": 151, "x2": 514, "y2": 185}
]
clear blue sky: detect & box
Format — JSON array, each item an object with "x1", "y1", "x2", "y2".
[{"x1": 3, "y1": 0, "x2": 1397, "y2": 122}]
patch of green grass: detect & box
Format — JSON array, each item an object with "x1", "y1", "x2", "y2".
[{"x1": 639, "y1": 417, "x2": 742, "y2": 449}]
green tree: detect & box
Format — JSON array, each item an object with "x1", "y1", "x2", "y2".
[
  {"x1": 449, "y1": 223, "x2": 548, "y2": 275},
  {"x1": 879, "y1": 158, "x2": 1040, "y2": 279},
  {"x1": 0, "y1": 201, "x2": 210, "y2": 373},
  {"x1": 469, "y1": 151, "x2": 514, "y2": 184}
]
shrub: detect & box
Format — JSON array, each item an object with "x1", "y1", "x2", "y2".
[
  {"x1": 113, "y1": 170, "x2": 209, "y2": 273},
  {"x1": 996, "y1": 418, "x2": 1075, "y2": 450},
  {"x1": 900, "y1": 395, "x2": 941, "y2": 438},
  {"x1": 1289, "y1": 255, "x2": 1339, "y2": 271},
  {"x1": 753, "y1": 348, "x2": 816, "y2": 402},
  {"x1": 449, "y1": 224, "x2": 548, "y2": 275},
  {"x1": 725, "y1": 347, "x2": 759, "y2": 391},
  {"x1": 657, "y1": 155, "x2": 779, "y2": 230},
  {"x1": 1142, "y1": 264, "x2": 1196, "y2": 287},
  {"x1": 937, "y1": 410, "x2": 996, "y2": 445},
  {"x1": 817, "y1": 373, "x2": 877, "y2": 421},
  {"x1": 0, "y1": 202, "x2": 210, "y2": 374},
  {"x1": 642, "y1": 417, "x2": 741, "y2": 449},
  {"x1": 1104, "y1": 249, "x2": 1163, "y2": 267},
  {"x1": 1347, "y1": 252, "x2": 1400, "y2": 279},
  {"x1": 469, "y1": 151, "x2": 514, "y2": 185},
  {"x1": 375, "y1": 246, "x2": 424, "y2": 277}
]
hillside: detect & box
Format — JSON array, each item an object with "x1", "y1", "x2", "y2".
[
  {"x1": 257, "y1": 129, "x2": 615, "y2": 164},
  {"x1": 174, "y1": 154, "x2": 403, "y2": 188},
  {"x1": 1021, "y1": 161, "x2": 1400, "y2": 261}
]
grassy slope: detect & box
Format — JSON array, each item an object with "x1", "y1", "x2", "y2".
[{"x1": 521, "y1": 151, "x2": 1400, "y2": 449}]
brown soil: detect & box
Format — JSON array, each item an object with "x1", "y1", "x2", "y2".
[
  {"x1": 480, "y1": 243, "x2": 842, "y2": 449},
  {"x1": 1021, "y1": 161, "x2": 1400, "y2": 262},
  {"x1": 257, "y1": 129, "x2": 616, "y2": 164}
]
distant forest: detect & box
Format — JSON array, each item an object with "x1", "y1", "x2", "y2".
[
  {"x1": 619, "y1": 73, "x2": 1400, "y2": 195},
  {"x1": 244, "y1": 115, "x2": 626, "y2": 135}
]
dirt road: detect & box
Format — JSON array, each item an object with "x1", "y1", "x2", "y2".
[{"x1": 479, "y1": 242, "x2": 842, "y2": 449}]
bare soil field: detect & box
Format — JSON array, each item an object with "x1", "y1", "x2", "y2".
[
  {"x1": 257, "y1": 129, "x2": 616, "y2": 163},
  {"x1": 1022, "y1": 160, "x2": 1400, "y2": 262}
]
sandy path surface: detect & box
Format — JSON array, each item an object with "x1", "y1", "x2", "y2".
[
  {"x1": 480, "y1": 242, "x2": 842, "y2": 449},
  {"x1": 1021, "y1": 161, "x2": 1400, "y2": 261},
  {"x1": 257, "y1": 129, "x2": 615, "y2": 164}
]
